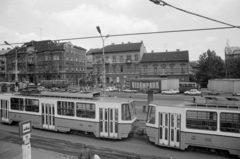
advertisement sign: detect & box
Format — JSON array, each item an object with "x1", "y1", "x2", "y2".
[{"x1": 19, "y1": 120, "x2": 32, "y2": 137}]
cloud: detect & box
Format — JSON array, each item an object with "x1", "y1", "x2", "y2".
[{"x1": 51, "y1": 4, "x2": 158, "y2": 35}]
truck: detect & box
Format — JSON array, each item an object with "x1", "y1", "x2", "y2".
[{"x1": 129, "y1": 78, "x2": 179, "y2": 93}]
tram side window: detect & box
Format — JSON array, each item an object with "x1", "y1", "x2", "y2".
[
  {"x1": 129, "y1": 101, "x2": 136, "y2": 119},
  {"x1": 146, "y1": 106, "x2": 155, "y2": 124},
  {"x1": 10, "y1": 98, "x2": 24, "y2": 111},
  {"x1": 25, "y1": 99, "x2": 39, "y2": 112},
  {"x1": 57, "y1": 101, "x2": 74, "y2": 116},
  {"x1": 220, "y1": 113, "x2": 240, "y2": 133},
  {"x1": 122, "y1": 104, "x2": 131, "y2": 120},
  {"x1": 186, "y1": 110, "x2": 217, "y2": 131},
  {"x1": 76, "y1": 102, "x2": 95, "y2": 119}
]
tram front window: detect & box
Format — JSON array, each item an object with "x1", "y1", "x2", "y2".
[{"x1": 146, "y1": 106, "x2": 155, "y2": 124}]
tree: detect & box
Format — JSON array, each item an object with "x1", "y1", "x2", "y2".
[
  {"x1": 196, "y1": 49, "x2": 225, "y2": 82},
  {"x1": 226, "y1": 57, "x2": 240, "y2": 78}
]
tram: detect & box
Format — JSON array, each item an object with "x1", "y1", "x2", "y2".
[
  {"x1": 0, "y1": 91, "x2": 137, "y2": 139},
  {"x1": 146, "y1": 96, "x2": 240, "y2": 157}
]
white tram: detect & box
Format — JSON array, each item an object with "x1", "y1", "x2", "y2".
[
  {"x1": 0, "y1": 92, "x2": 137, "y2": 139},
  {"x1": 146, "y1": 96, "x2": 240, "y2": 157}
]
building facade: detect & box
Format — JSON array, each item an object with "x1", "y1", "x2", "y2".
[
  {"x1": 0, "y1": 49, "x2": 10, "y2": 81},
  {"x1": 92, "y1": 41, "x2": 146, "y2": 85},
  {"x1": 225, "y1": 46, "x2": 240, "y2": 59},
  {"x1": 139, "y1": 50, "x2": 190, "y2": 82},
  {"x1": 5, "y1": 40, "x2": 86, "y2": 84}
]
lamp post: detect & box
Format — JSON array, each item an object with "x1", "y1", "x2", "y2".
[
  {"x1": 96, "y1": 26, "x2": 109, "y2": 95},
  {"x1": 4, "y1": 41, "x2": 18, "y2": 92}
]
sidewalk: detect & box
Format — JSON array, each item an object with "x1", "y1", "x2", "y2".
[{"x1": 0, "y1": 141, "x2": 77, "y2": 159}]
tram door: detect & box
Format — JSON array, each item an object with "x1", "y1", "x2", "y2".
[
  {"x1": 159, "y1": 113, "x2": 181, "y2": 148},
  {"x1": 42, "y1": 103, "x2": 55, "y2": 130},
  {"x1": 1, "y1": 100, "x2": 9, "y2": 123},
  {"x1": 99, "y1": 108, "x2": 118, "y2": 138}
]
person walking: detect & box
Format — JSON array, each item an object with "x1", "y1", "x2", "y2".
[{"x1": 78, "y1": 144, "x2": 91, "y2": 159}]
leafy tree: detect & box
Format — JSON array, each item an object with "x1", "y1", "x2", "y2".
[
  {"x1": 226, "y1": 57, "x2": 240, "y2": 78},
  {"x1": 196, "y1": 49, "x2": 225, "y2": 82}
]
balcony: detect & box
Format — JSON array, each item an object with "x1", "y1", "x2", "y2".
[{"x1": 125, "y1": 59, "x2": 132, "y2": 63}]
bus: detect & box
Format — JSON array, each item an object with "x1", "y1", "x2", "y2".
[{"x1": 179, "y1": 82, "x2": 197, "y2": 93}]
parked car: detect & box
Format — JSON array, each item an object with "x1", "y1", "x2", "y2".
[
  {"x1": 208, "y1": 91, "x2": 220, "y2": 95},
  {"x1": 173, "y1": 89, "x2": 180, "y2": 94},
  {"x1": 123, "y1": 89, "x2": 137, "y2": 93},
  {"x1": 232, "y1": 92, "x2": 240, "y2": 96},
  {"x1": 184, "y1": 89, "x2": 202, "y2": 95},
  {"x1": 37, "y1": 86, "x2": 45, "y2": 91},
  {"x1": 162, "y1": 89, "x2": 178, "y2": 95}
]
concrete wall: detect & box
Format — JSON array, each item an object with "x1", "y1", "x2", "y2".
[{"x1": 208, "y1": 79, "x2": 240, "y2": 93}]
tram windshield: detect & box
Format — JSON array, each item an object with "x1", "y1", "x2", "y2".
[
  {"x1": 121, "y1": 101, "x2": 136, "y2": 120},
  {"x1": 146, "y1": 105, "x2": 155, "y2": 124}
]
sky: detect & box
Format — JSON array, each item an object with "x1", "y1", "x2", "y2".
[{"x1": 0, "y1": 0, "x2": 239, "y2": 61}]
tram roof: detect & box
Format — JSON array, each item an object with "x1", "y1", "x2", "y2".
[
  {"x1": 3, "y1": 92, "x2": 132, "y2": 103},
  {"x1": 151, "y1": 100, "x2": 185, "y2": 107}
]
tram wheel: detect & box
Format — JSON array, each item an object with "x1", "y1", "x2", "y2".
[
  {"x1": 71, "y1": 130, "x2": 78, "y2": 135},
  {"x1": 217, "y1": 149, "x2": 229, "y2": 156},
  {"x1": 187, "y1": 146, "x2": 196, "y2": 152}
]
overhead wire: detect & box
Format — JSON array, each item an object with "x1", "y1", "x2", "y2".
[
  {"x1": 153, "y1": 0, "x2": 240, "y2": 29},
  {"x1": 0, "y1": 26, "x2": 239, "y2": 46}
]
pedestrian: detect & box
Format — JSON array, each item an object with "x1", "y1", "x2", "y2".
[
  {"x1": 78, "y1": 144, "x2": 91, "y2": 159},
  {"x1": 93, "y1": 154, "x2": 101, "y2": 159}
]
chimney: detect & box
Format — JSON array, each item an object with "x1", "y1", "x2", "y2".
[
  {"x1": 7, "y1": 48, "x2": 11, "y2": 50},
  {"x1": 112, "y1": 43, "x2": 115, "y2": 45},
  {"x1": 128, "y1": 41, "x2": 130, "y2": 44},
  {"x1": 2, "y1": 48, "x2": 4, "y2": 50},
  {"x1": 176, "y1": 49, "x2": 180, "y2": 52},
  {"x1": 151, "y1": 50, "x2": 154, "y2": 53},
  {"x1": 122, "y1": 42, "x2": 124, "y2": 44},
  {"x1": 166, "y1": 50, "x2": 168, "y2": 52}
]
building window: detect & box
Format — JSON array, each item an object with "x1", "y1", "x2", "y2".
[
  {"x1": 57, "y1": 101, "x2": 75, "y2": 116},
  {"x1": 120, "y1": 56, "x2": 123, "y2": 62},
  {"x1": 154, "y1": 67, "x2": 157, "y2": 74},
  {"x1": 10, "y1": 98, "x2": 24, "y2": 111},
  {"x1": 127, "y1": 65, "x2": 131, "y2": 73},
  {"x1": 220, "y1": 113, "x2": 240, "y2": 133},
  {"x1": 120, "y1": 66, "x2": 123, "y2": 73},
  {"x1": 180, "y1": 63, "x2": 185, "y2": 73},
  {"x1": 134, "y1": 55, "x2": 138, "y2": 61},
  {"x1": 25, "y1": 99, "x2": 39, "y2": 112},
  {"x1": 113, "y1": 66, "x2": 116, "y2": 73},
  {"x1": 76, "y1": 102, "x2": 95, "y2": 119},
  {"x1": 186, "y1": 111, "x2": 217, "y2": 131},
  {"x1": 127, "y1": 55, "x2": 131, "y2": 60},
  {"x1": 113, "y1": 56, "x2": 116, "y2": 62},
  {"x1": 45, "y1": 55, "x2": 48, "y2": 61},
  {"x1": 143, "y1": 65, "x2": 147, "y2": 74}
]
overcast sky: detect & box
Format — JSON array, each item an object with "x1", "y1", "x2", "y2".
[{"x1": 0, "y1": 0, "x2": 239, "y2": 61}]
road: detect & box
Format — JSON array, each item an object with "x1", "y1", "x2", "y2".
[{"x1": 0, "y1": 96, "x2": 234, "y2": 159}]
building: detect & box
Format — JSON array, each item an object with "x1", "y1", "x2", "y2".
[
  {"x1": 139, "y1": 50, "x2": 189, "y2": 82},
  {"x1": 225, "y1": 46, "x2": 240, "y2": 59},
  {"x1": 92, "y1": 41, "x2": 146, "y2": 85},
  {"x1": 5, "y1": 40, "x2": 86, "y2": 84},
  {"x1": 0, "y1": 48, "x2": 11, "y2": 81},
  {"x1": 86, "y1": 48, "x2": 99, "y2": 63}
]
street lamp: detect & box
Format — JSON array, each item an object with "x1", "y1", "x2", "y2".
[
  {"x1": 4, "y1": 41, "x2": 18, "y2": 92},
  {"x1": 96, "y1": 26, "x2": 109, "y2": 95}
]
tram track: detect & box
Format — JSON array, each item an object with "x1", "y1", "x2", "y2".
[{"x1": 0, "y1": 129, "x2": 162, "y2": 159}]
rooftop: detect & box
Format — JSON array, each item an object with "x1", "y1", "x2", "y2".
[
  {"x1": 140, "y1": 50, "x2": 189, "y2": 63},
  {"x1": 92, "y1": 42, "x2": 143, "y2": 54}
]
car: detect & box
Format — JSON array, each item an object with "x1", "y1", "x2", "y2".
[
  {"x1": 123, "y1": 89, "x2": 137, "y2": 93},
  {"x1": 172, "y1": 89, "x2": 180, "y2": 94},
  {"x1": 162, "y1": 89, "x2": 178, "y2": 95},
  {"x1": 232, "y1": 92, "x2": 240, "y2": 96},
  {"x1": 184, "y1": 89, "x2": 202, "y2": 95},
  {"x1": 37, "y1": 86, "x2": 45, "y2": 91},
  {"x1": 208, "y1": 91, "x2": 220, "y2": 95}
]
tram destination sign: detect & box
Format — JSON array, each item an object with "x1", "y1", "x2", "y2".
[{"x1": 19, "y1": 120, "x2": 32, "y2": 137}]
